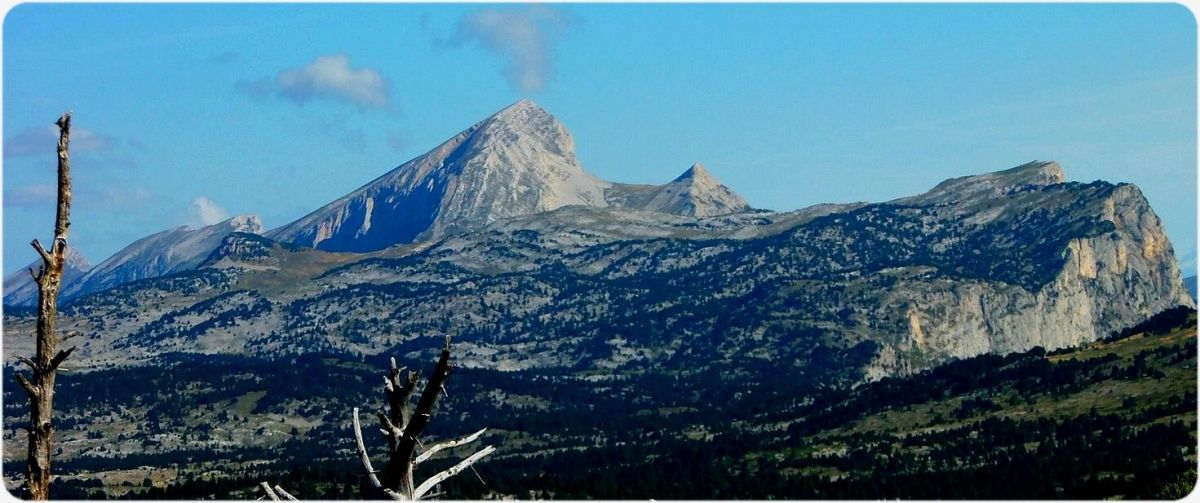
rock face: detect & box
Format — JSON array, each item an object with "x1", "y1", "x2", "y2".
[
  {"x1": 56, "y1": 215, "x2": 264, "y2": 301},
  {"x1": 864, "y1": 162, "x2": 1193, "y2": 377},
  {"x1": 3, "y1": 247, "x2": 92, "y2": 307},
  {"x1": 267, "y1": 100, "x2": 750, "y2": 252}
]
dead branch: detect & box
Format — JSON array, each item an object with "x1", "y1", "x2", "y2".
[
  {"x1": 359, "y1": 337, "x2": 495, "y2": 499},
  {"x1": 47, "y1": 347, "x2": 75, "y2": 373},
  {"x1": 259, "y1": 482, "x2": 280, "y2": 501},
  {"x1": 412, "y1": 445, "x2": 496, "y2": 500},
  {"x1": 414, "y1": 428, "x2": 487, "y2": 465},
  {"x1": 30, "y1": 239, "x2": 53, "y2": 269},
  {"x1": 272, "y1": 485, "x2": 298, "y2": 501},
  {"x1": 353, "y1": 407, "x2": 404, "y2": 500}
]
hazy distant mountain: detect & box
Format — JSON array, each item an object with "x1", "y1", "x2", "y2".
[
  {"x1": 51, "y1": 215, "x2": 264, "y2": 303},
  {"x1": 1185, "y1": 275, "x2": 1197, "y2": 301},
  {"x1": 267, "y1": 100, "x2": 749, "y2": 252},
  {"x1": 3, "y1": 247, "x2": 92, "y2": 307}
]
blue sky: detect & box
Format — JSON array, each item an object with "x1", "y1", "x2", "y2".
[{"x1": 3, "y1": 3, "x2": 1196, "y2": 277}]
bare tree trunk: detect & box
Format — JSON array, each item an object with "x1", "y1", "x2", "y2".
[
  {"x1": 273, "y1": 338, "x2": 494, "y2": 500},
  {"x1": 15, "y1": 112, "x2": 76, "y2": 500},
  {"x1": 381, "y1": 338, "x2": 454, "y2": 495}
]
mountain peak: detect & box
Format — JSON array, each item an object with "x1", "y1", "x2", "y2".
[
  {"x1": 498, "y1": 98, "x2": 541, "y2": 113},
  {"x1": 489, "y1": 99, "x2": 554, "y2": 125},
  {"x1": 267, "y1": 100, "x2": 609, "y2": 251},
  {"x1": 624, "y1": 162, "x2": 749, "y2": 217},
  {"x1": 472, "y1": 99, "x2": 575, "y2": 159},
  {"x1": 223, "y1": 214, "x2": 265, "y2": 234},
  {"x1": 675, "y1": 162, "x2": 712, "y2": 182}
]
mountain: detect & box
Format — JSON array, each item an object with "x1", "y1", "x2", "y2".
[
  {"x1": 9, "y1": 160, "x2": 1189, "y2": 378},
  {"x1": 2, "y1": 247, "x2": 92, "y2": 307},
  {"x1": 607, "y1": 162, "x2": 750, "y2": 217},
  {"x1": 1185, "y1": 275, "x2": 1197, "y2": 301},
  {"x1": 55, "y1": 215, "x2": 264, "y2": 301},
  {"x1": 267, "y1": 100, "x2": 749, "y2": 252},
  {"x1": 3, "y1": 156, "x2": 1194, "y2": 499}
]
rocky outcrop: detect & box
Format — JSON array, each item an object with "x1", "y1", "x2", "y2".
[{"x1": 862, "y1": 166, "x2": 1192, "y2": 378}]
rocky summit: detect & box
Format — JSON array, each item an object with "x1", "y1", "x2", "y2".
[{"x1": 265, "y1": 100, "x2": 750, "y2": 252}]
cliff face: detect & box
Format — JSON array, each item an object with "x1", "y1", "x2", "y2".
[{"x1": 864, "y1": 168, "x2": 1192, "y2": 378}]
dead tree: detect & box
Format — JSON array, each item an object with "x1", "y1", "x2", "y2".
[
  {"x1": 263, "y1": 337, "x2": 494, "y2": 500},
  {"x1": 14, "y1": 112, "x2": 76, "y2": 500}
]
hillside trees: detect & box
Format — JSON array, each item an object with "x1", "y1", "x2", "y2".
[{"x1": 14, "y1": 112, "x2": 78, "y2": 500}]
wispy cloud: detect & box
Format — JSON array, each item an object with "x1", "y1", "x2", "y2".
[
  {"x1": 192, "y1": 196, "x2": 229, "y2": 226},
  {"x1": 4, "y1": 184, "x2": 58, "y2": 207},
  {"x1": 448, "y1": 5, "x2": 575, "y2": 93},
  {"x1": 4, "y1": 125, "x2": 118, "y2": 158},
  {"x1": 5, "y1": 183, "x2": 153, "y2": 210},
  {"x1": 387, "y1": 132, "x2": 410, "y2": 154},
  {"x1": 242, "y1": 54, "x2": 391, "y2": 110}
]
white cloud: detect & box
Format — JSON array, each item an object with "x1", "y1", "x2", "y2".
[
  {"x1": 192, "y1": 196, "x2": 230, "y2": 226},
  {"x1": 261, "y1": 55, "x2": 390, "y2": 110},
  {"x1": 452, "y1": 6, "x2": 575, "y2": 93}
]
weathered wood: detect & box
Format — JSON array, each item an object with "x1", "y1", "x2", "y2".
[
  {"x1": 19, "y1": 111, "x2": 74, "y2": 501},
  {"x1": 260, "y1": 481, "x2": 281, "y2": 501},
  {"x1": 272, "y1": 485, "x2": 298, "y2": 501},
  {"x1": 412, "y1": 445, "x2": 495, "y2": 500},
  {"x1": 269, "y1": 338, "x2": 491, "y2": 500},
  {"x1": 353, "y1": 407, "x2": 404, "y2": 500},
  {"x1": 413, "y1": 428, "x2": 487, "y2": 465}
]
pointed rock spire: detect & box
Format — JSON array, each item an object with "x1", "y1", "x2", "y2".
[{"x1": 674, "y1": 162, "x2": 713, "y2": 183}]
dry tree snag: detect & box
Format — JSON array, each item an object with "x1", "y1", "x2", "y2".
[
  {"x1": 14, "y1": 112, "x2": 76, "y2": 500},
  {"x1": 355, "y1": 336, "x2": 495, "y2": 500},
  {"x1": 263, "y1": 337, "x2": 494, "y2": 500}
]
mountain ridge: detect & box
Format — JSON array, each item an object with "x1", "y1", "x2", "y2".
[
  {"x1": 2, "y1": 215, "x2": 265, "y2": 307},
  {"x1": 7, "y1": 159, "x2": 1188, "y2": 383}
]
